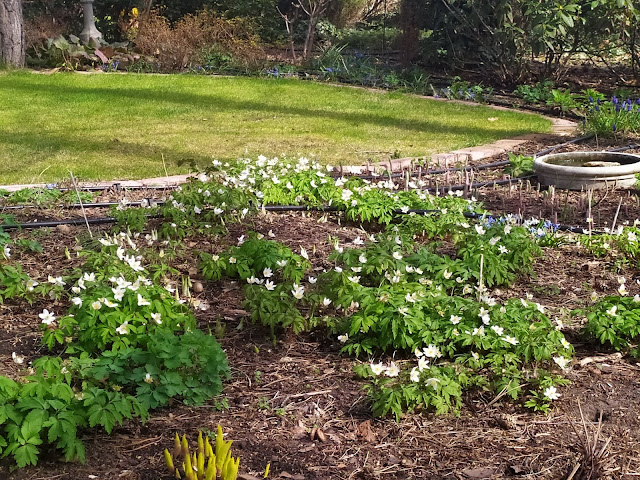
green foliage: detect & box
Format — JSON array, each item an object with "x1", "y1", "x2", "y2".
[
  {"x1": 583, "y1": 96, "x2": 640, "y2": 138},
  {"x1": 200, "y1": 233, "x2": 313, "y2": 335},
  {"x1": 547, "y1": 89, "x2": 578, "y2": 113},
  {"x1": 355, "y1": 293, "x2": 573, "y2": 419},
  {"x1": 86, "y1": 330, "x2": 230, "y2": 409},
  {"x1": 415, "y1": 0, "x2": 638, "y2": 82},
  {"x1": 442, "y1": 76, "x2": 493, "y2": 103},
  {"x1": 577, "y1": 295, "x2": 640, "y2": 351},
  {"x1": 504, "y1": 153, "x2": 534, "y2": 178},
  {"x1": 27, "y1": 34, "x2": 131, "y2": 71},
  {"x1": 0, "y1": 188, "x2": 94, "y2": 207},
  {"x1": 13, "y1": 238, "x2": 44, "y2": 254},
  {"x1": 454, "y1": 221, "x2": 541, "y2": 288},
  {"x1": 0, "y1": 358, "x2": 147, "y2": 468},
  {"x1": 0, "y1": 263, "x2": 48, "y2": 305},
  {"x1": 578, "y1": 226, "x2": 640, "y2": 268},
  {"x1": 42, "y1": 241, "x2": 196, "y2": 354},
  {"x1": 330, "y1": 26, "x2": 402, "y2": 51},
  {"x1": 111, "y1": 204, "x2": 151, "y2": 233},
  {"x1": 200, "y1": 233, "x2": 310, "y2": 284},
  {"x1": 360, "y1": 363, "x2": 469, "y2": 420},
  {"x1": 1, "y1": 230, "x2": 230, "y2": 469},
  {"x1": 515, "y1": 80, "x2": 555, "y2": 104},
  {"x1": 243, "y1": 282, "x2": 313, "y2": 335}
]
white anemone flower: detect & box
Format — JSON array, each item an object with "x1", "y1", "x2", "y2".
[
  {"x1": 385, "y1": 362, "x2": 400, "y2": 377},
  {"x1": 48, "y1": 275, "x2": 65, "y2": 287},
  {"x1": 370, "y1": 362, "x2": 385, "y2": 376},
  {"x1": 553, "y1": 356, "x2": 571, "y2": 370},
  {"x1": 115, "y1": 322, "x2": 129, "y2": 335},
  {"x1": 112, "y1": 288, "x2": 126, "y2": 301},
  {"x1": 291, "y1": 284, "x2": 304, "y2": 299},
  {"x1": 425, "y1": 378, "x2": 440, "y2": 389},
  {"x1": 543, "y1": 385, "x2": 560, "y2": 400},
  {"x1": 423, "y1": 344, "x2": 441, "y2": 358},
  {"x1": 26, "y1": 279, "x2": 39, "y2": 291},
  {"x1": 418, "y1": 357, "x2": 429, "y2": 371},
  {"x1": 39, "y1": 309, "x2": 56, "y2": 325},
  {"x1": 137, "y1": 294, "x2": 151, "y2": 307}
]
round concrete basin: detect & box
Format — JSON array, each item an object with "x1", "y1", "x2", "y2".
[{"x1": 534, "y1": 151, "x2": 640, "y2": 190}]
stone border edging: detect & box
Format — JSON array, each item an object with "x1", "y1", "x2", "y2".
[{"x1": 342, "y1": 116, "x2": 577, "y2": 174}]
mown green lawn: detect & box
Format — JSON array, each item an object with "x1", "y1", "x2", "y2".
[{"x1": 0, "y1": 71, "x2": 551, "y2": 184}]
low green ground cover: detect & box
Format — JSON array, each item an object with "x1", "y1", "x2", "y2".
[{"x1": 0, "y1": 72, "x2": 550, "y2": 185}]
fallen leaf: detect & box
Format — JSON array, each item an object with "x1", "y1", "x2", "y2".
[
  {"x1": 291, "y1": 422, "x2": 307, "y2": 440},
  {"x1": 280, "y1": 473, "x2": 305, "y2": 480},
  {"x1": 461, "y1": 467, "x2": 495, "y2": 479},
  {"x1": 356, "y1": 420, "x2": 377, "y2": 443}
]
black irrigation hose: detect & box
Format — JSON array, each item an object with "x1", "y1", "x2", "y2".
[
  {"x1": 47, "y1": 184, "x2": 180, "y2": 193},
  {"x1": 608, "y1": 144, "x2": 640, "y2": 153},
  {"x1": 533, "y1": 134, "x2": 595, "y2": 157},
  {"x1": 1, "y1": 217, "x2": 119, "y2": 230},
  {"x1": 1, "y1": 200, "x2": 167, "y2": 211},
  {"x1": 0, "y1": 202, "x2": 602, "y2": 235}
]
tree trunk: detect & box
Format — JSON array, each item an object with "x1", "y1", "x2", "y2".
[{"x1": 0, "y1": 0, "x2": 24, "y2": 67}]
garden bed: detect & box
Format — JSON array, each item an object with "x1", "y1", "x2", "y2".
[{"x1": 2, "y1": 143, "x2": 640, "y2": 480}]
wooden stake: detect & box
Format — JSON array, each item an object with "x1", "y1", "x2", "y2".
[
  {"x1": 70, "y1": 171, "x2": 93, "y2": 238},
  {"x1": 478, "y1": 254, "x2": 484, "y2": 301},
  {"x1": 611, "y1": 197, "x2": 622, "y2": 233}
]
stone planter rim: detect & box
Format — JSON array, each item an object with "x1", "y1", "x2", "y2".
[{"x1": 534, "y1": 151, "x2": 640, "y2": 177}]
